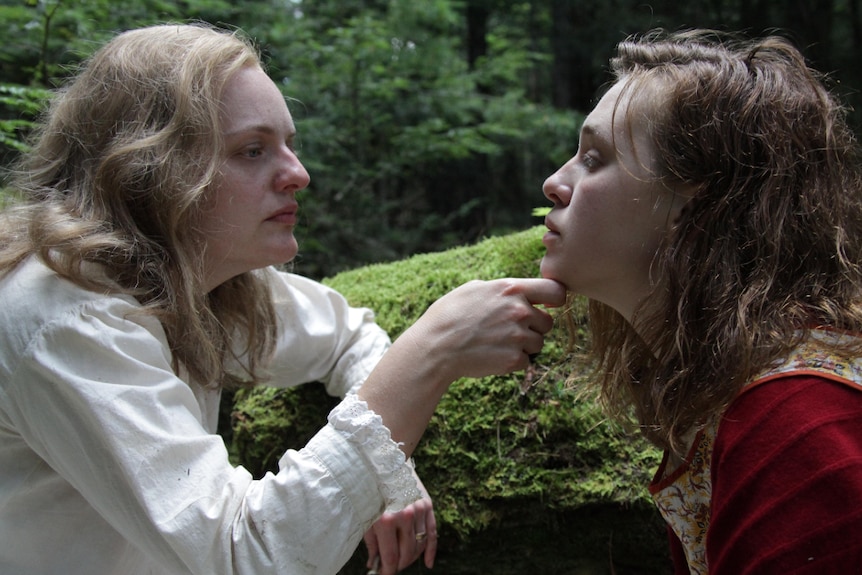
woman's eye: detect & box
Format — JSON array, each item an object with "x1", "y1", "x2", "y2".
[
  {"x1": 243, "y1": 146, "x2": 263, "y2": 158},
  {"x1": 580, "y1": 152, "x2": 600, "y2": 171}
]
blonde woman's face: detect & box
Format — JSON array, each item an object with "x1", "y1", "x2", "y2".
[
  {"x1": 200, "y1": 65, "x2": 310, "y2": 291},
  {"x1": 540, "y1": 80, "x2": 688, "y2": 321}
]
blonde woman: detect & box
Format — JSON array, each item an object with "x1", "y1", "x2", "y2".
[{"x1": 0, "y1": 24, "x2": 565, "y2": 575}]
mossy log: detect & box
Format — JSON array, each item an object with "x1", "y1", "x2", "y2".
[{"x1": 228, "y1": 227, "x2": 672, "y2": 574}]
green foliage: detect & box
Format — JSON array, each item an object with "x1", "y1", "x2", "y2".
[
  {"x1": 7, "y1": 0, "x2": 856, "y2": 284},
  {"x1": 278, "y1": 3, "x2": 575, "y2": 277},
  {"x1": 0, "y1": 83, "x2": 49, "y2": 154},
  {"x1": 231, "y1": 227, "x2": 663, "y2": 546},
  {"x1": 0, "y1": 83, "x2": 50, "y2": 194},
  {"x1": 0, "y1": 0, "x2": 579, "y2": 280},
  {"x1": 1, "y1": 0, "x2": 210, "y2": 86},
  {"x1": 0, "y1": 0, "x2": 236, "y2": 178}
]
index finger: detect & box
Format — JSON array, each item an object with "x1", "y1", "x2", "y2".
[{"x1": 510, "y1": 278, "x2": 567, "y2": 308}]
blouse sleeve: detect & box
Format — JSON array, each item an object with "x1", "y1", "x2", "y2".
[
  {"x1": 1, "y1": 288, "x2": 412, "y2": 575},
  {"x1": 709, "y1": 375, "x2": 862, "y2": 574},
  {"x1": 259, "y1": 268, "x2": 391, "y2": 398},
  {"x1": 258, "y1": 270, "x2": 419, "y2": 507}
]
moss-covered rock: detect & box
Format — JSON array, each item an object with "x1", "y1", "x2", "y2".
[{"x1": 229, "y1": 227, "x2": 671, "y2": 574}]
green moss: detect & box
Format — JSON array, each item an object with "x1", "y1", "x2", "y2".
[
  {"x1": 321, "y1": 227, "x2": 549, "y2": 338},
  {"x1": 229, "y1": 227, "x2": 669, "y2": 572}
]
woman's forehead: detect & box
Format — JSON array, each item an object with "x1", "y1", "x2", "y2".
[{"x1": 588, "y1": 81, "x2": 656, "y2": 145}]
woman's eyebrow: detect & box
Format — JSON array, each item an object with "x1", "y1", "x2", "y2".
[
  {"x1": 579, "y1": 123, "x2": 609, "y2": 146},
  {"x1": 224, "y1": 124, "x2": 297, "y2": 139}
]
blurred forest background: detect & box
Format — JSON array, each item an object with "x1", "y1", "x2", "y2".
[{"x1": 3, "y1": 0, "x2": 862, "y2": 280}]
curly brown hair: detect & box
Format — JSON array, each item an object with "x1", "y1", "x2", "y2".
[
  {"x1": 0, "y1": 24, "x2": 277, "y2": 388},
  {"x1": 579, "y1": 30, "x2": 862, "y2": 452}
]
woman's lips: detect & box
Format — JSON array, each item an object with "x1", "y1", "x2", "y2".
[
  {"x1": 542, "y1": 218, "x2": 560, "y2": 245},
  {"x1": 267, "y1": 205, "x2": 298, "y2": 225},
  {"x1": 542, "y1": 230, "x2": 560, "y2": 247}
]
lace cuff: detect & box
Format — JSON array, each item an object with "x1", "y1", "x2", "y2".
[{"x1": 328, "y1": 394, "x2": 421, "y2": 512}]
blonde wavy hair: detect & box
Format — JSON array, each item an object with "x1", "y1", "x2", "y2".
[
  {"x1": 575, "y1": 30, "x2": 862, "y2": 452},
  {"x1": 0, "y1": 24, "x2": 277, "y2": 387}
]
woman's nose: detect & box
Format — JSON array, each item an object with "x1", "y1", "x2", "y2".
[
  {"x1": 542, "y1": 171, "x2": 572, "y2": 206},
  {"x1": 278, "y1": 149, "x2": 310, "y2": 192}
]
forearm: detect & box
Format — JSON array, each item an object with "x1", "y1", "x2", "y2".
[
  {"x1": 357, "y1": 327, "x2": 451, "y2": 456},
  {"x1": 358, "y1": 278, "x2": 566, "y2": 455}
]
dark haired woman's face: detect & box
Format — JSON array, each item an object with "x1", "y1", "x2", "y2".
[
  {"x1": 540, "y1": 81, "x2": 688, "y2": 321},
  {"x1": 201, "y1": 65, "x2": 310, "y2": 291}
]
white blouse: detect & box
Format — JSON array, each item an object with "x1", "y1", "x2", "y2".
[{"x1": 0, "y1": 257, "x2": 419, "y2": 575}]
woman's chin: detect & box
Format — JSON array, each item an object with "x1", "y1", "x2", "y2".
[
  {"x1": 539, "y1": 259, "x2": 568, "y2": 288},
  {"x1": 269, "y1": 238, "x2": 299, "y2": 266}
]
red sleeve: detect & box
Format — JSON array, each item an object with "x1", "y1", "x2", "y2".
[{"x1": 708, "y1": 375, "x2": 862, "y2": 574}]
